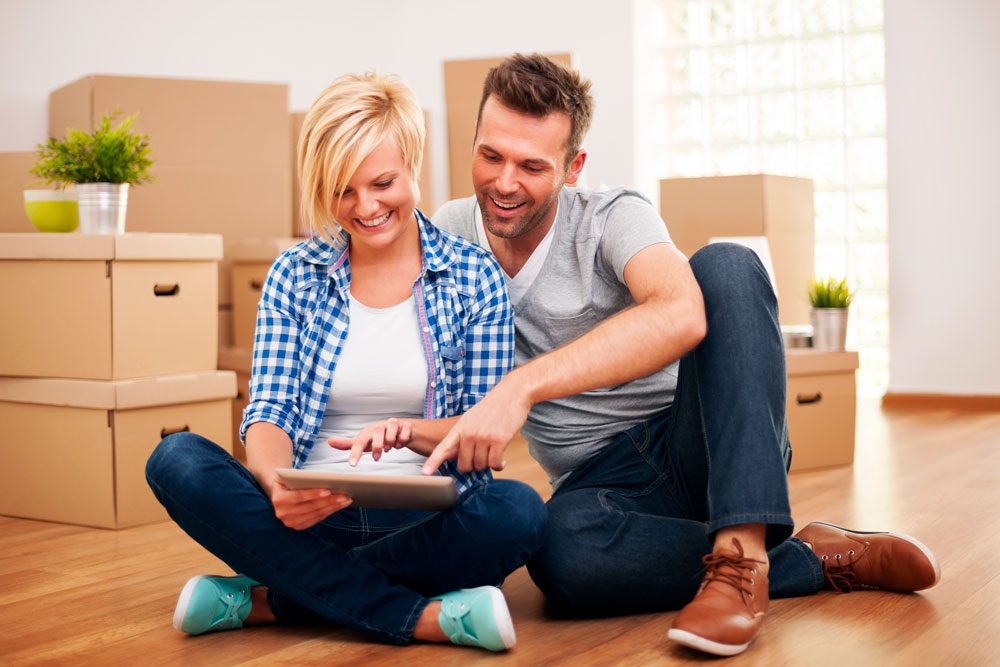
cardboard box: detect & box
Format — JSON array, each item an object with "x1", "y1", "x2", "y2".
[
  {"x1": 785, "y1": 349, "x2": 859, "y2": 472},
  {"x1": 444, "y1": 54, "x2": 572, "y2": 200},
  {"x1": 290, "y1": 109, "x2": 434, "y2": 237},
  {"x1": 218, "y1": 346, "x2": 252, "y2": 463},
  {"x1": 226, "y1": 237, "x2": 303, "y2": 351},
  {"x1": 0, "y1": 371, "x2": 236, "y2": 529},
  {"x1": 0, "y1": 152, "x2": 40, "y2": 233},
  {"x1": 49, "y1": 75, "x2": 291, "y2": 239},
  {"x1": 660, "y1": 175, "x2": 815, "y2": 326},
  {"x1": 0, "y1": 233, "x2": 222, "y2": 379},
  {"x1": 218, "y1": 304, "x2": 234, "y2": 347}
]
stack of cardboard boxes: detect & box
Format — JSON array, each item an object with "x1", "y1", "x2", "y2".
[
  {"x1": 0, "y1": 75, "x2": 309, "y2": 527},
  {"x1": 0, "y1": 233, "x2": 235, "y2": 528}
]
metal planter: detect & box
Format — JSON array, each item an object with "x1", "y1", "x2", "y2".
[
  {"x1": 77, "y1": 183, "x2": 129, "y2": 234},
  {"x1": 810, "y1": 307, "x2": 849, "y2": 351}
]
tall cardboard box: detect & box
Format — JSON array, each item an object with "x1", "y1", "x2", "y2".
[
  {"x1": 0, "y1": 233, "x2": 221, "y2": 380},
  {"x1": 226, "y1": 237, "x2": 304, "y2": 351},
  {"x1": 444, "y1": 54, "x2": 572, "y2": 200},
  {"x1": 49, "y1": 75, "x2": 292, "y2": 239},
  {"x1": 660, "y1": 175, "x2": 815, "y2": 326},
  {"x1": 0, "y1": 152, "x2": 39, "y2": 233},
  {"x1": 290, "y1": 109, "x2": 434, "y2": 237},
  {"x1": 0, "y1": 371, "x2": 236, "y2": 529},
  {"x1": 218, "y1": 346, "x2": 252, "y2": 464},
  {"x1": 785, "y1": 349, "x2": 859, "y2": 472}
]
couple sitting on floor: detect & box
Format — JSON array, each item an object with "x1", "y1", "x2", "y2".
[{"x1": 145, "y1": 54, "x2": 940, "y2": 657}]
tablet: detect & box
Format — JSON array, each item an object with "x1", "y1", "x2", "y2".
[{"x1": 275, "y1": 468, "x2": 458, "y2": 510}]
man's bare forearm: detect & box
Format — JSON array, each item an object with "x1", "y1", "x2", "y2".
[{"x1": 505, "y1": 293, "x2": 705, "y2": 408}]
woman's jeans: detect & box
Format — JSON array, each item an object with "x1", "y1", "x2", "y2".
[
  {"x1": 526, "y1": 243, "x2": 825, "y2": 614},
  {"x1": 146, "y1": 434, "x2": 547, "y2": 645}
]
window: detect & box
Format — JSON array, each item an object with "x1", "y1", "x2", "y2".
[{"x1": 636, "y1": 0, "x2": 888, "y2": 397}]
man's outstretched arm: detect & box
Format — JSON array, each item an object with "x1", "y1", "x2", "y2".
[{"x1": 423, "y1": 241, "x2": 706, "y2": 474}]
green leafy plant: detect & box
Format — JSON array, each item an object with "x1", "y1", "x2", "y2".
[
  {"x1": 31, "y1": 113, "x2": 154, "y2": 186},
  {"x1": 808, "y1": 277, "x2": 853, "y2": 309}
]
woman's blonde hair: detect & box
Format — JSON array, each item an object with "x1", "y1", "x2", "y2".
[{"x1": 297, "y1": 72, "x2": 425, "y2": 243}]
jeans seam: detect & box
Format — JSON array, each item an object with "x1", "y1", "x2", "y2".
[
  {"x1": 148, "y1": 479, "x2": 416, "y2": 644},
  {"x1": 400, "y1": 597, "x2": 429, "y2": 640}
]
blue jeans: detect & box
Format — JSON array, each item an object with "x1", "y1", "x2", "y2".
[
  {"x1": 146, "y1": 433, "x2": 547, "y2": 645},
  {"x1": 526, "y1": 244, "x2": 825, "y2": 614}
]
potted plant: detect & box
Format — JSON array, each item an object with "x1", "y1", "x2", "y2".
[
  {"x1": 807, "y1": 277, "x2": 853, "y2": 351},
  {"x1": 31, "y1": 113, "x2": 153, "y2": 234}
]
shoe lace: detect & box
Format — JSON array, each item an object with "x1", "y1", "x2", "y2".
[
  {"x1": 214, "y1": 584, "x2": 252, "y2": 629},
  {"x1": 817, "y1": 534, "x2": 878, "y2": 593},
  {"x1": 700, "y1": 539, "x2": 765, "y2": 602},
  {"x1": 439, "y1": 597, "x2": 477, "y2": 644}
]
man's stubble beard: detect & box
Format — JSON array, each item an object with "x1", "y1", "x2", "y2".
[{"x1": 478, "y1": 185, "x2": 561, "y2": 240}]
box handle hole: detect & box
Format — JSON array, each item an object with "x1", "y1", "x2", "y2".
[
  {"x1": 153, "y1": 283, "x2": 181, "y2": 297},
  {"x1": 250, "y1": 279, "x2": 263, "y2": 290},
  {"x1": 796, "y1": 392, "x2": 823, "y2": 405},
  {"x1": 161, "y1": 424, "x2": 190, "y2": 438}
]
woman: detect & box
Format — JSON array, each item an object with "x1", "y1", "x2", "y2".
[{"x1": 145, "y1": 72, "x2": 546, "y2": 652}]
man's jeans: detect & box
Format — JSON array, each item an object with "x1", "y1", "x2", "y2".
[
  {"x1": 526, "y1": 243, "x2": 825, "y2": 614},
  {"x1": 146, "y1": 433, "x2": 547, "y2": 645}
]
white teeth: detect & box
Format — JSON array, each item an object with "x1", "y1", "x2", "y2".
[
  {"x1": 492, "y1": 197, "x2": 522, "y2": 210},
  {"x1": 358, "y1": 211, "x2": 390, "y2": 227}
]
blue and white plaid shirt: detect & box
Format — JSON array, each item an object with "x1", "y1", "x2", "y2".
[{"x1": 239, "y1": 211, "x2": 513, "y2": 494}]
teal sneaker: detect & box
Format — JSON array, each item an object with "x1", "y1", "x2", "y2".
[
  {"x1": 172, "y1": 574, "x2": 259, "y2": 635},
  {"x1": 432, "y1": 586, "x2": 516, "y2": 651}
]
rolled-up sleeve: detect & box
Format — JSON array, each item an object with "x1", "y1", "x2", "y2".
[
  {"x1": 239, "y1": 253, "x2": 302, "y2": 444},
  {"x1": 462, "y1": 255, "x2": 514, "y2": 412}
]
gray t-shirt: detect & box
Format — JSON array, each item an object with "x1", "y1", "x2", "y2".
[{"x1": 433, "y1": 187, "x2": 679, "y2": 488}]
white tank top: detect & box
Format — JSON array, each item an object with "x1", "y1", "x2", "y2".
[{"x1": 303, "y1": 294, "x2": 428, "y2": 475}]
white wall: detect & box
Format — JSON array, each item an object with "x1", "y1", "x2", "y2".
[
  {"x1": 885, "y1": 0, "x2": 1000, "y2": 395},
  {"x1": 0, "y1": 0, "x2": 636, "y2": 210}
]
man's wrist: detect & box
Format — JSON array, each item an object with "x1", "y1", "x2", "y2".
[{"x1": 504, "y1": 365, "x2": 542, "y2": 407}]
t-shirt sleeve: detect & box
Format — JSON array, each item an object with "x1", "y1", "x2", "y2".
[
  {"x1": 430, "y1": 196, "x2": 479, "y2": 243},
  {"x1": 597, "y1": 193, "x2": 674, "y2": 283}
]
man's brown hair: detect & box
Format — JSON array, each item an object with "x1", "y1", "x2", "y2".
[{"x1": 477, "y1": 53, "x2": 594, "y2": 167}]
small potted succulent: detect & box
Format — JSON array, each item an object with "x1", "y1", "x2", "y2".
[
  {"x1": 807, "y1": 277, "x2": 853, "y2": 351},
  {"x1": 30, "y1": 113, "x2": 153, "y2": 234}
]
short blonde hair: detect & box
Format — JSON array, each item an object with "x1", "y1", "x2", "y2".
[{"x1": 297, "y1": 72, "x2": 425, "y2": 242}]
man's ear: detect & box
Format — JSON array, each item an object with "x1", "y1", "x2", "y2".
[{"x1": 564, "y1": 150, "x2": 587, "y2": 185}]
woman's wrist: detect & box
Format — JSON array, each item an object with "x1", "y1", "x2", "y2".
[{"x1": 405, "y1": 419, "x2": 437, "y2": 456}]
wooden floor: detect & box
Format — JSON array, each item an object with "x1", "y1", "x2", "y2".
[{"x1": 2, "y1": 403, "x2": 999, "y2": 666}]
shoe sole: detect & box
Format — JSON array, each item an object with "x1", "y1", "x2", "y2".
[
  {"x1": 485, "y1": 587, "x2": 517, "y2": 650},
  {"x1": 667, "y1": 628, "x2": 751, "y2": 656},
  {"x1": 173, "y1": 575, "x2": 208, "y2": 634},
  {"x1": 811, "y1": 521, "x2": 942, "y2": 589}
]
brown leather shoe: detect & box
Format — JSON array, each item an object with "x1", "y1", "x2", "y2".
[
  {"x1": 795, "y1": 521, "x2": 941, "y2": 592},
  {"x1": 667, "y1": 539, "x2": 768, "y2": 656}
]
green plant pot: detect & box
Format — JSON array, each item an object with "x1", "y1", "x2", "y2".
[{"x1": 23, "y1": 190, "x2": 79, "y2": 233}]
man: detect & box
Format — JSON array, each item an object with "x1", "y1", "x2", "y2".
[{"x1": 425, "y1": 54, "x2": 940, "y2": 657}]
